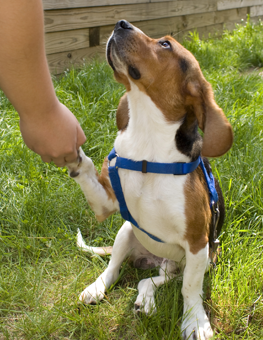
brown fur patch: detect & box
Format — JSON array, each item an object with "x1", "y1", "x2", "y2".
[
  {"x1": 96, "y1": 206, "x2": 116, "y2": 222},
  {"x1": 116, "y1": 93, "x2": 129, "y2": 131},
  {"x1": 97, "y1": 158, "x2": 116, "y2": 202},
  {"x1": 184, "y1": 167, "x2": 211, "y2": 254}
]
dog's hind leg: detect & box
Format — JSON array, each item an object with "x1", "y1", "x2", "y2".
[{"x1": 79, "y1": 221, "x2": 152, "y2": 304}]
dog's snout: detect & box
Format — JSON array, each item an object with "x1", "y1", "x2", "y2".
[{"x1": 115, "y1": 20, "x2": 133, "y2": 31}]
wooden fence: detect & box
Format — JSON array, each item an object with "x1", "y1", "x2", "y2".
[{"x1": 43, "y1": 0, "x2": 263, "y2": 74}]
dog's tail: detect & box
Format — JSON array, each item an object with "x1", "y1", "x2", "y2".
[{"x1": 76, "y1": 228, "x2": 112, "y2": 256}]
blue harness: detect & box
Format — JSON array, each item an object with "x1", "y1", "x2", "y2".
[{"x1": 108, "y1": 147, "x2": 218, "y2": 244}]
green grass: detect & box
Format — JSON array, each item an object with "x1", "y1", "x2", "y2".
[{"x1": 1, "y1": 18, "x2": 263, "y2": 339}]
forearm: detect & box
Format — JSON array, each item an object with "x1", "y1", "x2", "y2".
[
  {"x1": 0, "y1": 0, "x2": 86, "y2": 166},
  {"x1": 0, "y1": 0, "x2": 57, "y2": 118}
]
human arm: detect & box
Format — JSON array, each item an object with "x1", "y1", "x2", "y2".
[{"x1": 0, "y1": 0, "x2": 86, "y2": 166}]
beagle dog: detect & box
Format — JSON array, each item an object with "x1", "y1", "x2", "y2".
[{"x1": 67, "y1": 20, "x2": 233, "y2": 340}]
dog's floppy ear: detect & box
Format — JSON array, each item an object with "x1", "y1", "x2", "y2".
[{"x1": 186, "y1": 80, "x2": 233, "y2": 157}]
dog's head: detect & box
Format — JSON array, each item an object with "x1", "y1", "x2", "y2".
[{"x1": 107, "y1": 20, "x2": 233, "y2": 157}]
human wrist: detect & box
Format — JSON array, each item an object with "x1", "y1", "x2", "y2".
[{"x1": 18, "y1": 97, "x2": 61, "y2": 122}]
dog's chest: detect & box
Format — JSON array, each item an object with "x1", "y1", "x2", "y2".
[
  {"x1": 112, "y1": 93, "x2": 191, "y2": 251},
  {"x1": 119, "y1": 169, "x2": 188, "y2": 243}
]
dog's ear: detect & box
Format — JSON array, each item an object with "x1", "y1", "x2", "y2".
[
  {"x1": 116, "y1": 93, "x2": 130, "y2": 131},
  {"x1": 186, "y1": 80, "x2": 233, "y2": 157}
]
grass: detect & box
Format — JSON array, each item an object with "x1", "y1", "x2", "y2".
[{"x1": 1, "y1": 18, "x2": 263, "y2": 339}]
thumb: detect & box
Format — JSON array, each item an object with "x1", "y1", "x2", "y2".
[{"x1": 76, "y1": 124, "x2": 86, "y2": 148}]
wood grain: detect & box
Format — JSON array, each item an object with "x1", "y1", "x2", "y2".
[
  {"x1": 43, "y1": 0, "x2": 149, "y2": 10},
  {"x1": 149, "y1": 0, "x2": 180, "y2": 2},
  {"x1": 44, "y1": 1, "x2": 217, "y2": 33},
  {"x1": 45, "y1": 28, "x2": 89, "y2": 54},
  {"x1": 250, "y1": 5, "x2": 263, "y2": 16},
  {"x1": 44, "y1": 0, "x2": 255, "y2": 73},
  {"x1": 47, "y1": 45, "x2": 105, "y2": 74},
  {"x1": 217, "y1": 0, "x2": 263, "y2": 11},
  {"x1": 250, "y1": 14, "x2": 263, "y2": 21},
  {"x1": 99, "y1": 8, "x2": 248, "y2": 45},
  {"x1": 176, "y1": 22, "x2": 236, "y2": 43},
  {"x1": 100, "y1": 17, "x2": 185, "y2": 45}
]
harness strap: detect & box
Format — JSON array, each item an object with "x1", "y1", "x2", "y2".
[
  {"x1": 108, "y1": 148, "x2": 220, "y2": 266},
  {"x1": 108, "y1": 155, "x2": 165, "y2": 243},
  {"x1": 108, "y1": 147, "x2": 219, "y2": 245},
  {"x1": 199, "y1": 159, "x2": 218, "y2": 207},
  {"x1": 109, "y1": 147, "x2": 202, "y2": 175}
]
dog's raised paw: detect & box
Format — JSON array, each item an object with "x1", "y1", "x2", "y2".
[
  {"x1": 67, "y1": 147, "x2": 93, "y2": 179},
  {"x1": 69, "y1": 170, "x2": 79, "y2": 178}
]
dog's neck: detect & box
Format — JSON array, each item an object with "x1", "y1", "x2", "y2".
[{"x1": 114, "y1": 83, "x2": 190, "y2": 163}]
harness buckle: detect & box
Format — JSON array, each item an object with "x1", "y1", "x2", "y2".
[
  {"x1": 142, "y1": 160, "x2": 148, "y2": 173},
  {"x1": 108, "y1": 151, "x2": 119, "y2": 168}
]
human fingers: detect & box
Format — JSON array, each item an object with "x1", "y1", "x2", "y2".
[
  {"x1": 52, "y1": 157, "x2": 67, "y2": 167},
  {"x1": 41, "y1": 155, "x2": 65, "y2": 167},
  {"x1": 63, "y1": 151, "x2": 80, "y2": 164},
  {"x1": 41, "y1": 155, "x2": 52, "y2": 163},
  {"x1": 76, "y1": 124, "x2": 87, "y2": 148}
]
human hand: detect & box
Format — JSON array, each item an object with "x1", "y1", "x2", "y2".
[{"x1": 19, "y1": 102, "x2": 86, "y2": 167}]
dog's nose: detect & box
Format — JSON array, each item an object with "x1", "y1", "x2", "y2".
[{"x1": 115, "y1": 20, "x2": 133, "y2": 31}]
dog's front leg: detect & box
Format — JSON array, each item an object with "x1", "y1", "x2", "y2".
[
  {"x1": 79, "y1": 221, "x2": 144, "y2": 304},
  {"x1": 181, "y1": 243, "x2": 213, "y2": 340},
  {"x1": 67, "y1": 148, "x2": 119, "y2": 221}
]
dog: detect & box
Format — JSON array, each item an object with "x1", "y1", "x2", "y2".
[{"x1": 67, "y1": 20, "x2": 233, "y2": 340}]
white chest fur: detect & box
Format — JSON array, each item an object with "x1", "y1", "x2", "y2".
[{"x1": 113, "y1": 84, "x2": 190, "y2": 258}]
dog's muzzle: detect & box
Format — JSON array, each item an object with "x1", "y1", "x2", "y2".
[{"x1": 106, "y1": 20, "x2": 134, "y2": 71}]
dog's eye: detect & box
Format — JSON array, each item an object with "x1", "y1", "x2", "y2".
[{"x1": 160, "y1": 41, "x2": 171, "y2": 49}]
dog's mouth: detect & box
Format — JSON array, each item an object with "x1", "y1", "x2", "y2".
[
  {"x1": 107, "y1": 34, "x2": 141, "y2": 80},
  {"x1": 128, "y1": 65, "x2": 141, "y2": 80}
]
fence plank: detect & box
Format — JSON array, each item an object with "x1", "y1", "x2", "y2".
[
  {"x1": 191, "y1": 7, "x2": 246, "y2": 27},
  {"x1": 217, "y1": 0, "x2": 262, "y2": 11},
  {"x1": 149, "y1": 0, "x2": 179, "y2": 2},
  {"x1": 177, "y1": 23, "x2": 224, "y2": 42},
  {"x1": 250, "y1": 14, "x2": 263, "y2": 21},
  {"x1": 100, "y1": 17, "x2": 185, "y2": 45},
  {"x1": 99, "y1": 8, "x2": 248, "y2": 45},
  {"x1": 250, "y1": 4, "x2": 263, "y2": 16},
  {"x1": 44, "y1": 1, "x2": 216, "y2": 33},
  {"x1": 45, "y1": 28, "x2": 89, "y2": 54},
  {"x1": 47, "y1": 6, "x2": 249, "y2": 74},
  {"x1": 47, "y1": 45, "x2": 105, "y2": 74},
  {"x1": 215, "y1": 6, "x2": 248, "y2": 22},
  {"x1": 43, "y1": 0, "x2": 149, "y2": 10},
  {"x1": 47, "y1": 23, "x2": 223, "y2": 74}
]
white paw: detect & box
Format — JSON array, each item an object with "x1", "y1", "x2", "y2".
[
  {"x1": 67, "y1": 147, "x2": 92, "y2": 178},
  {"x1": 134, "y1": 279, "x2": 157, "y2": 315},
  {"x1": 181, "y1": 307, "x2": 213, "y2": 340},
  {"x1": 79, "y1": 278, "x2": 106, "y2": 304},
  {"x1": 134, "y1": 294, "x2": 157, "y2": 315}
]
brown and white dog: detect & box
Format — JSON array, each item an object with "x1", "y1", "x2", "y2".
[{"x1": 67, "y1": 20, "x2": 233, "y2": 340}]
